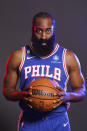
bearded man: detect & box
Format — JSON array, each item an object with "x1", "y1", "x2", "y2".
[{"x1": 3, "y1": 12, "x2": 86, "y2": 131}]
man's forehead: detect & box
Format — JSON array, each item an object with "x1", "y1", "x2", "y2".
[{"x1": 35, "y1": 17, "x2": 53, "y2": 27}]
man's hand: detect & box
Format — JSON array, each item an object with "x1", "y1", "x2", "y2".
[{"x1": 22, "y1": 86, "x2": 33, "y2": 108}]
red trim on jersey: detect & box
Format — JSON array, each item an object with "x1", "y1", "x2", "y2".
[
  {"x1": 63, "y1": 49, "x2": 69, "y2": 80},
  {"x1": 19, "y1": 47, "x2": 25, "y2": 71},
  {"x1": 64, "y1": 78, "x2": 69, "y2": 91},
  {"x1": 17, "y1": 109, "x2": 23, "y2": 131},
  {"x1": 41, "y1": 44, "x2": 59, "y2": 59}
]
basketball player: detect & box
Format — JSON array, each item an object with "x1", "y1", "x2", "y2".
[{"x1": 3, "y1": 12, "x2": 86, "y2": 131}]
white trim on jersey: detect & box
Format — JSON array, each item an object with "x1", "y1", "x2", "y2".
[
  {"x1": 19, "y1": 46, "x2": 25, "y2": 71},
  {"x1": 62, "y1": 49, "x2": 69, "y2": 90}
]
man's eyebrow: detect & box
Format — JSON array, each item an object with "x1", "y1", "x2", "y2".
[
  {"x1": 36, "y1": 27, "x2": 51, "y2": 29},
  {"x1": 46, "y1": 28, "x2": 51, "y2": 29}
]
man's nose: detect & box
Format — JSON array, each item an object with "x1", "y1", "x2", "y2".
[{"x1": 41, "y1": 32, "x2": 46, "y2": 39}]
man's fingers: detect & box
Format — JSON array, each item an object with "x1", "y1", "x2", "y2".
[
  {"x1": 53, "y1": 98, "x2": 60, "y2": 104},
  {"x1": 56, "y1": 87, "x2": 64, "y2": 92},
  {"x1": 27, "y1": 104, "x2": 32, "y2": 109},
  {"x1": 24, "y1": 97, "x2": 32, "y2": 102},
  {"x1": 23, "y1": 86, "x2": 32, "y2": 91},
  {"x1": 53, "y1": 97, "x2": 64, "y2": 104},
  {"x1": 23, "y1": 91, "x2": 32, "y2": 97},
  {"x1": 58, "y1": 92, "x2": 65, "y2": 96},
  {"x1": 54, "y1": 91, "x2": 65, "y2": 97},
  {"x1": 53, "y1": 100, "x2": 63, "y2": 109}
]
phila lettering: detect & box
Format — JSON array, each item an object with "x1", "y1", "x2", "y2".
[{"x1": 24, "y1": 65, "x2": 61, "y2": 81}]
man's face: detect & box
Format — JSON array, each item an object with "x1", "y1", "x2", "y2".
[
  {"x1": 31, "y1": 17, "x2": 55, "y2": 56},
  {"x1": 34, "y1": 17, "x2": 54, "y2": 41}
]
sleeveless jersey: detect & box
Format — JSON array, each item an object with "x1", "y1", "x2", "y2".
[{"x1": 19, "y1": 43, "x2": 69, "y2": 118}]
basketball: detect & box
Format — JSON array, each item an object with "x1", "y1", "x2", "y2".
[{"x1": 24, "y1": 78, "x2": 64, "y2": 112}]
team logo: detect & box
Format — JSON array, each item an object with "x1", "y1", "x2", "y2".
[
  {"x1": 53, "y1": 55, "x2": 59, "y2": 61},
  {"x1": 51, "y1": 55, "x2": 61, "y2": 63}
]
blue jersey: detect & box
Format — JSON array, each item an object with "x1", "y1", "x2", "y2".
[{"x1": 19, "y1": 43, "x2": 69, "y2": 117}]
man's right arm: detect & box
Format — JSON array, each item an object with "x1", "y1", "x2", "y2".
[{"x1": 3, "y1": 49, "x2": 27, "y2": 101}]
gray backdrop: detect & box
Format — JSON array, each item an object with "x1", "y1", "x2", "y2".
[{"x1": 0, "y1": 0, "x2": 87, "y2": 131}]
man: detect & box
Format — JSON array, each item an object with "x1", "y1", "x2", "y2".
[{"x1": 3, "y1": 12, "x2": 86, "y2": 131}]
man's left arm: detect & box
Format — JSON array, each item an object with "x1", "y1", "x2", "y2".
[{"x1": 63, "y1": 50, "x2": 86, "y2": 103}]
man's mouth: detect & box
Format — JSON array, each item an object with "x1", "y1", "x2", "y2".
[{"x1": 41, "y1": 42, "x2": 47, "y2": 46}]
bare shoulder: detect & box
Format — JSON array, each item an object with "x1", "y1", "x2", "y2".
[
  {"x1": 65, "y1": 50, "x2": 81, "y2": 73},
  {"x1": 7, "y1": 48, "x2": 23, "y2": 69}
]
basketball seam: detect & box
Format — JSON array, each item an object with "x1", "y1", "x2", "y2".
[
  {"x1": 30, "y1": 97, "x2": 59, "y2": 100},
  {"x1": 30, "y1": 85, "x2": 60, "y2": 91}
]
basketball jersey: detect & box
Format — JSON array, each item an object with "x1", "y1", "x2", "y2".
[{"x1": 19, "y1": 43, "x2": 69, "y2": 117}]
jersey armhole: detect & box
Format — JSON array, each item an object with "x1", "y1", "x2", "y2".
[
  {"x1": 63, "y1": 49, "x2": 69, "y2": 80},
  {"x1": 19, "y1": 46, "x2": 25, "y2": 71},
  {"x1": 63, "y1": 49, "x2": 69, "y2": 91}
]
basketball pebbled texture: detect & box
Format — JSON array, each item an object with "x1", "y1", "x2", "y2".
[{"x1": 24, "y1": 78, "x2": 64, "y2": 112}]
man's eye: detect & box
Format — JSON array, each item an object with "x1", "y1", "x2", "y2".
[
  {"x1": 46, "y1": 29, "x2": 51, "y2": 33},
  {"x1": 36, "y1": 29, "x2": 42, "y2": 33}
]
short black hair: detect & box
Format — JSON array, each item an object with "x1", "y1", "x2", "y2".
[{"x1": 32, "y1": 12, "x2": 55, "y2": 27}]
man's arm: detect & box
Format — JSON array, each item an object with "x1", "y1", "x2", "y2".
[
  {"x1": 3, "y1": 49, "x2": 26, "y2": 101},
  {"x1": 63, "y1": 50, "x2": 86, "y2": 102}
]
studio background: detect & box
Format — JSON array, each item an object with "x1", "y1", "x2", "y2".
[{"x1": 0, "y1": 0, "x2": 87, "y2": 131}]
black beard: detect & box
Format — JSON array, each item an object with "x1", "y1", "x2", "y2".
[{"x1": 31, "y1": 34, "x2": 55, "y2": 57}]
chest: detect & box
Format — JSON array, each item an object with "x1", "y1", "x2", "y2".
[{"x1": 21, "y1": 54, "x2": 65, "y2": 82}]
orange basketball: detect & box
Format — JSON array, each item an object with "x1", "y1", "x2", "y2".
[{"x1": 24, "y1": 78, "x2": 64, "y2": 112}]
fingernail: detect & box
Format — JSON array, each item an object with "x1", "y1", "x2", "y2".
[
  {"x1": 54, "y1": 93, "x2": 57, "y2": 96},
  {"x1": 30, "y1": 105, "x2": 32, "y2": 108},
  {"x1": 53, "y1": 106, "x2": 56, "y2": 108},
  {"x1": 28, "y1": 105, "x2": 32, "y2": 108},
  {"x1": 29, "y1": 92, "x2": 32, "y2": 95},
  {"x1": 29, "y1": 99, "x2": 32, "y2": 102},
  {"x1": 53, "y1": 100, "x2": 56, "y2": 104}
]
